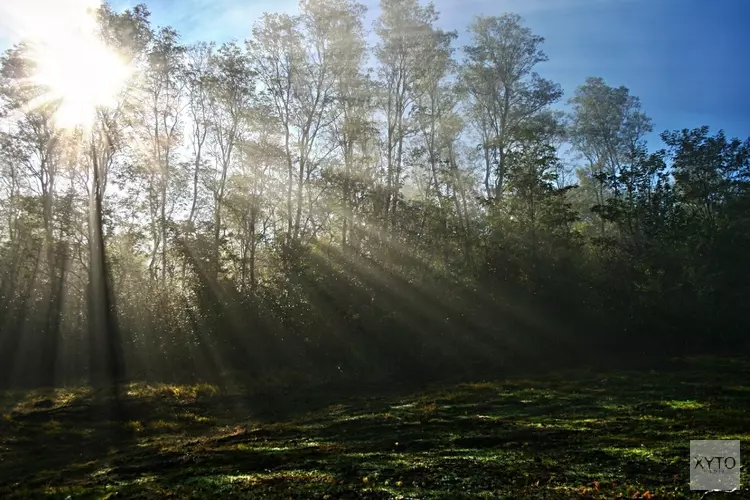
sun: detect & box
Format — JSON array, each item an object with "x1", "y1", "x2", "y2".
[
  {"x1": 18, "y1": 2, "x2": 132, "y2": 128},
  {"x1": 30, "y1": 37, "x2": 131, "y2": 128}
]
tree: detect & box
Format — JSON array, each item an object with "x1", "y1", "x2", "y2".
[
  {"x1": 318, "y1": 0, "x2": 371, "y2": 253},
  {"x1": 375, "y1": 0, "x2": 445, "y2": 225},
  {"x1": 205, "y1": 42, "x2": 255, "y2": 279},
  {"x1": 137, "y1": 27, "x2": 186, "y2": 284},
  {"x1": 184, "y1": 42, "x2": 214, "y2": 226},
  {"x1": 567, "y1": 76, "x2": 652, "y2": 236},
  {"x1": 663, "y1": 126, "x2": 750, "y2": 227},
  {"x1": 410, "y1": 25, "x2": 464, "y2": 262},
  {"x1": 461, "y1": 14, "x2": 562, "y2": 201}
]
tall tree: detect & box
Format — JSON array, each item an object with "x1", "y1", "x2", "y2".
[
  {"x1": 375, "y1": 0, "x2": 444, "y2": 225},
  {"x1": 461, "y1": 14, "x2": 562, "y2": 201},
  {"x1": 139, "y1": 27, "x2": 186, "y2": 284},
  {"x1": 249, "y1": 13, "x2": 304, "y2": 256},
  {"x1": 0, "y1": 45, "x2": 64, "y2": 385},
  {"x1": 206, "y1": 42, "x2": 254, "y2": 278},
  {"x1": 567, "y1": 77, "x2": 652, "y2": 236},
  {"x1": 184, "y1": 42, "x2": 214, "y2": 226},
  {"x1": 319, "y1": 0, "x2": 371, "y2": 253}
]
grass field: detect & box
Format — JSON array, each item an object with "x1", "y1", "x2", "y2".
[{"x1": 1, "y1": 357, "x2": 748, "y2": 499}]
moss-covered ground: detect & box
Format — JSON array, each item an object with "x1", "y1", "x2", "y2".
[{"x1": 1, "y1": 357, "x2": 748, "y2": 499}]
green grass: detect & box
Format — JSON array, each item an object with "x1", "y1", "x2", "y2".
[{"x1": 1, "y1": 357, "x2": 749, "y2": 499}]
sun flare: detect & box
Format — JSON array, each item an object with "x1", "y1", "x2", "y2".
[
  {"x1": 29, "y1": 36, "x2": 131, "y2": 128},
  {"x1": 6, "y1": 0, "x2": 133, "y2": 128}
]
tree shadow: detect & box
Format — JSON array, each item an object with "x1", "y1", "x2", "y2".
[{"x1": 1, "y1": 357, "x2": 748, "y2": 498}]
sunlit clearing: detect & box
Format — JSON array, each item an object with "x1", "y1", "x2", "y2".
[{"x1": 2, "y1": 0, "x2": 131, "y2": 128}]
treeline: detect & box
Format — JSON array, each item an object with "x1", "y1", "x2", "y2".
[{"x1": 1, "y1": 0, "x2": 749, "y2": 388}]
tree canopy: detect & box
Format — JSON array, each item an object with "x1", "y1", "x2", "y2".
[{"x1": 1, "y1": 0, "x2": 748, "y2": 389}]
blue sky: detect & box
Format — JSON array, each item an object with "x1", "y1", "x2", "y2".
[
  {"x1": 2, "y1": 0, "x2": 749, "y2": 147},
  {"x1": 137, "y1": 0, "x2": 750, "y2": 147}
]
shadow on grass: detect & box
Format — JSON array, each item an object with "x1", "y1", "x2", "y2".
[{"x1": 1, "y1": 357, "x2": 749, "y2": 499}]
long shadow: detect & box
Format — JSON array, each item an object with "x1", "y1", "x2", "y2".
[{"x1": 1, "y1": 357, "x2": 749, "y2": 498}]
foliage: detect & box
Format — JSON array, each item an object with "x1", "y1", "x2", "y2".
[{"x1": 0, "y1": 1, "x2": 748, "y2": 389}]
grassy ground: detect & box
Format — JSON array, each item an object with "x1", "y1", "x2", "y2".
[{"x1": 1, "y1": 357, "x2": 749, "y2": 499}]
